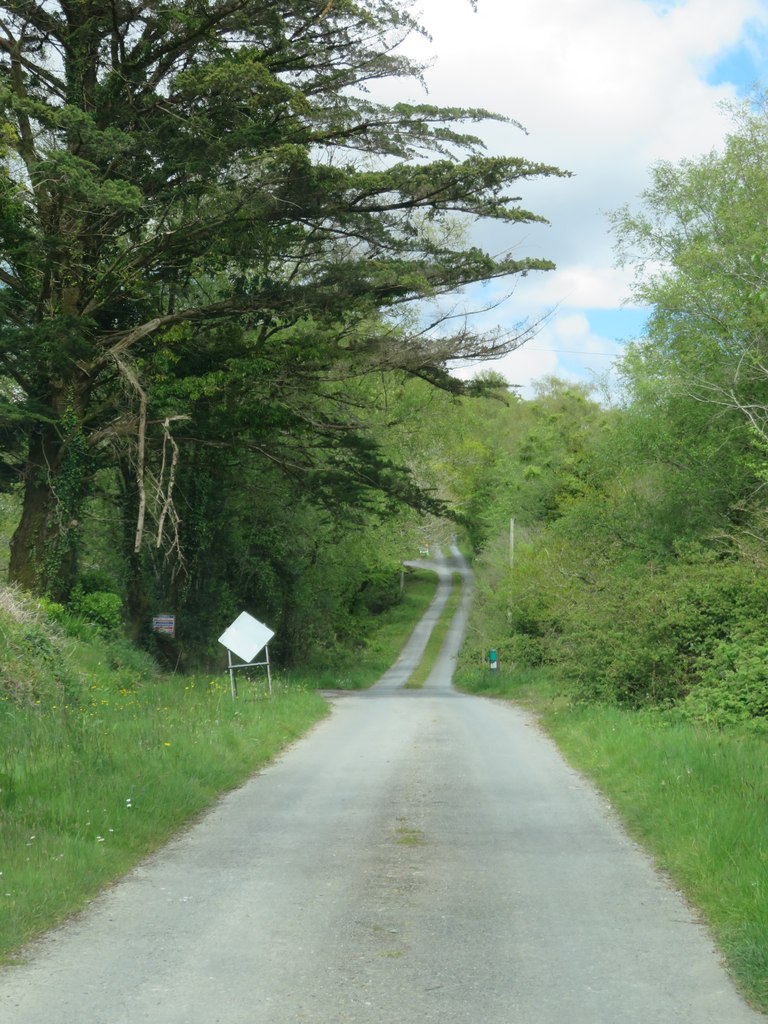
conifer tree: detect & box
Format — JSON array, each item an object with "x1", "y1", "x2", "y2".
[{"x1": 0, "y1": 0, "x2": 566, "y2": 595}]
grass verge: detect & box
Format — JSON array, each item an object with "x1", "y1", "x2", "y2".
[
  {"x1": 0, "y1": 569, "x2": 439, "y2": 960},
  {"x1": 454, "y1": 665, "x2": 768, "y2": 1013},
  {"x1": 0, "y1": 672, "x2": 326, "y2": 962},
  {"x1": 405, "y1": 573, "x2": 463, "y2": 688},
  {"x1": 290, "y1": 568, "x2": 440, "y2": 690}
]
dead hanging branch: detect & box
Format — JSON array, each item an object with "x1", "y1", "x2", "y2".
[
  {"x1": 112, "y1": 354, "x2": 189, "y2": 575},
  {"x1": 113, "y1": 354, "x2": 148, "y2": 554},
  {"x1": 154, "y1": 416, "x2": 188, "y2": 579}
]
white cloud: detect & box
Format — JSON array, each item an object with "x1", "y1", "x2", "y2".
[
  {"x1": 452, "y1": 309, "x2": 625, "y2": 398},
  {"x1": 556, "y1": 313, "x2": 592, "y2": 340},
  {"x1": 386, "y1": 0, "x2": 768, "y2": 392},
  {"x1": 512, "y1": 265, "x2": 641, "y2": 310}
]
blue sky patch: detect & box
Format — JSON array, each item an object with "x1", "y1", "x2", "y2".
[
  {"x1": 587, "y1": 307, "x2": 649, "y2": 344},
  {"x1": 706, "y1": 25, "x2": 767, "y2": 95}
]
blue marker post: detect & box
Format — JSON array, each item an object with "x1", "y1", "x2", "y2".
[{"x1": 489, "y1": 648, "x2": 498, "y2": 672}]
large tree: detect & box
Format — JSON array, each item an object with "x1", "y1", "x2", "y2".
[
  {"x1": 612, "y1": 99, "x2": 768, "y2": 447},
  {"x1": 611, "y1": 97, "x2": 768, "y2": 553},
  {"x1": 0, "y1": 0, "x2": 566, "y2": 597}
]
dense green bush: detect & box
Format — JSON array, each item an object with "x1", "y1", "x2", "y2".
[
  {"x1": 554, "y1": 570, "x2": 682, "y2": 706},
  {"x1": 0, "y1": 589, "x2": 83, "y2": 707},
  {"x1": 68, "y1": 587, "x2": 123, "y2": 634},
  {"x1": 504, "y1": 632, "x2": 547, "y2": 668},
  {"x1": 476, "y1": 530, "x2": 768, "y2": 717},
  {"x1": 355, "y1": 567, "x2": 402, "y2": 615},
  {"x1": 683, "y1": 638, "x2": 768, "y2": 727}
]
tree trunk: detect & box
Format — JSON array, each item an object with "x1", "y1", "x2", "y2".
[
  {"x1": 8, "y1": 384, "x2": 90, "y2": 599},
  {"x1": 125, "y1": 548, "x2": 152, "y2": 644},
  {"x1": 8, "y1": 430, "x2": 71, "y2": 599},
  {"x1": 119, "y1": 460, "x2": 152, "y2": 643}
]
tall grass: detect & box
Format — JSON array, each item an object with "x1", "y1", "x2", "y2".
[
  {"x1": 289, "y1": 568, "x2": 439, "y2": 689},
  {"x1": 455, "y1": 665, "x2": 768, "y2": 1012},
  {"x1": 0, "y1": 675, "x2": 326, "y2": 959},
  {"x1": 544, "y1": 706, "x2": 768, "y2": 1011},
  {"x1": 0, "y1": 568, "x2": 439, "y2": 960}
]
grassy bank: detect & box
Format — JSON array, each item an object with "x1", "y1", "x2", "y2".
[
  {"x1": 455, "y1": 666, "x2": 768, "y2": 1013},
  {"x1": 0, "y1": 567, "x2": 438, "y2": 960},
  {"x1": 0, "y1": 666, "x2": 326, "y2": 961},
  {"x1": 292, "y1": 567, "x2": 439, "y2": 690}
]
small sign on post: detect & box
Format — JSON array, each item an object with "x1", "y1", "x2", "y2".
[
  {"x1": 152, "y1": 614, "x2": 176, "y2": 638},
  {"x1": 489, "y1": 648, "x2": 498, "y2": 672},
  {"x1": 218, "y1": 611, "x2": 275, "y2": 700}
]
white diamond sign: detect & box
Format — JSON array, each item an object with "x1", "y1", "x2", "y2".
[{"x1": 218, "y1": 612, "x2": 274, "y2": 664}]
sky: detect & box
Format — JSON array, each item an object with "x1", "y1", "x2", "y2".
[{"x1": 385, "y1": 0, "x2": 768, "y2": 395}]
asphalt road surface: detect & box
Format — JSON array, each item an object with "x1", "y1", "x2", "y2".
[{"x1": 1, "y1": 548, "x2": 763, "y2": 1023}]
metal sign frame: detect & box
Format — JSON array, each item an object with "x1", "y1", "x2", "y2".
[
  {"x1": 225, "y1": 645, "x2": 272, "y2": 700},
  {"x1": 218, "y1": 611, "x2": 275, "y2": 700}
]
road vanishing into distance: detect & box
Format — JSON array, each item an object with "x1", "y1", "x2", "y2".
[{"x1": 1, "y1": 548, "x2": 764, "y2": 1023}]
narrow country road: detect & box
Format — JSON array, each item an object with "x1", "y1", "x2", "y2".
[{"x1": 1, "y1": 549, "x2": 763, "y2": 1023}]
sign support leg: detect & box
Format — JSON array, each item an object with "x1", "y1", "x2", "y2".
[
  {"x1": 265, "y1": 645, "x2": 272, "y2": 695},
  {"x1": 228, "y1": 648, "x2": 237, "y2": 701}
]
